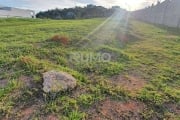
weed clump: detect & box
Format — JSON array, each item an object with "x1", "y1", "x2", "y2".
[
  {"x1": 51, "y1": 35, "x2": 69, "y2": 45},
  {"x1": 19, "y1": 56, "x2": 44, "y2": 74}
]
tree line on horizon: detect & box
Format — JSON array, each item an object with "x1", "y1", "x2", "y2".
[{"x1": 36, "y1": 5, "x2": 125, "y2": 19}]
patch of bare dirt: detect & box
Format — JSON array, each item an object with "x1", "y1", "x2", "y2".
[
  {"x1": 18, "y1": 75, "x2": 34, "y2": 87},
  {"x1": 164, "y1": 103, "x2": 180, "y2": 115},
  {"x1": 72, "y1": 86, "x2": 88, "y2": 98},
  {"x1": 88, "y1": 99, "x2": 145, "y2": 120},
  {"x1": 111, "y1": 75, "x2": 146, "y2": 95},
  {"x1": 18, "y1": 105, "x2": 37, "y2": 120},
  {"x1": 45, "y1": 114, "x2": 59, "y2": 120},
  {"x1": 116, "y1": 33, "x2": 140, "y2": 43},
  {"x1": 0, "y1": 79, "x2": 8, "y2": 88}
]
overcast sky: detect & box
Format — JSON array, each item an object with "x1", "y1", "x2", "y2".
[{"x1": 0, "y1": 0, "x2": 163, "y2": 12}]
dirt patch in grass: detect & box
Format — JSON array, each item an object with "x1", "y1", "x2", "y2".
[
  {"x1": 18, "y1": 75, "x2": 34, "y2": 88},
  {"x1": 164, "y1": 103, "x2": 180, "y2": 115},
  {"x1": 50, "y1": 35, "x2": 69, "y2": 45},
  {"x1": 110, "y1": 75, "x2": 146, "y2": 95},
  {"x1": 18, "y1": 105, "x2": 37, "y2": 120},
  {"x1": 71, "y1": 86, "x2": 88, "y2": 98},
  {"x1": 88, "y1": 99, "x2": 145, "y2": 120},
  {"x1": 44, "y1": 114, "x2": 59, "y2": 120},
  {"x1": 0, "y1": 79, "x2": 8, "y2": 88},
  {"x1": 116, "y1": 33, "x2": 140, "y2": 43}
]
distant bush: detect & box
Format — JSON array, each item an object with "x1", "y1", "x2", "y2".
[
  {"x1": 36, "y1": 5, "x2": 125, "y2": 20},
  {"x1": 51, "y1": 35, "x2": 69, "y2": 45}
]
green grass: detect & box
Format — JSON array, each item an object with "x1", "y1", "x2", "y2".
[{"x1": 0, "y1": 18, "x2": 179, "y2": 119}]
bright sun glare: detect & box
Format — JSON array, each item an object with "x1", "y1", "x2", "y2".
[
  {"x1": 120, "y1": 0, "x2": 146, "y2": 10},
  {"x1": 99, "y1": 0, "x2": 155, "y2": 11}
]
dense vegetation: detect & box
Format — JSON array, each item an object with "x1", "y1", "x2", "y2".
[
  {"x1": 36, "y1": 5, "x2": 125, "y2": 19},
  {"x1": 0, "y1": 17, "x2": 179, "y2": 119}
]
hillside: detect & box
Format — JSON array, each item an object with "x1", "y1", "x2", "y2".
[{"x1": 0, "y1": 17, "x2": 179, "y2": 119}]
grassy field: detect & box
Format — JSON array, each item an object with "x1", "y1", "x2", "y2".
[{"x1": 0, "y1": 18, "x2": 179, "y2": 119}]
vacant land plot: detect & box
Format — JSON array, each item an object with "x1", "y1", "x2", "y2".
[{"x1": 0, "y1": 18, "x2": 179, "y2": 119}]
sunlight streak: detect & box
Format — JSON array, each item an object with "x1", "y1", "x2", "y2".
[{"x1": 80, "y1": 8, "x2": 129, "y2": 48}]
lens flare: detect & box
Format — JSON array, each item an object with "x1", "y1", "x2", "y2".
[{"x1": 81, "y1": 8, "x2": 129, "y2": 48}]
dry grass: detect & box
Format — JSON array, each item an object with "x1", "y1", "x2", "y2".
[{"x1": 51, "y1": 35, "x2": 69, "y2": 45}]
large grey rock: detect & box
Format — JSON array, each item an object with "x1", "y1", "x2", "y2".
[{"x1": 43, "y1": 70, "x2": 77, "y2": 93}]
